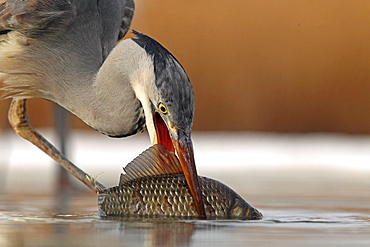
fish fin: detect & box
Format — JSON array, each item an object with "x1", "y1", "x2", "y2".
[{"x1": 119, "y1": 144, "x2": 182, "y2": 185}]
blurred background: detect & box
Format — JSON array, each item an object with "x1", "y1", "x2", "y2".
[
  {"x1": 1, "y1": 0, "x2": 370, "y2": 196},
  {"x1": 1, "y1": 2, "x2": 370, "y2": 245},
  {"x1": 0, "y1": 0, "x2": 369, "y2": 133}
]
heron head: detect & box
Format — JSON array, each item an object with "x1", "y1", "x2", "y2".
[{"x1": 129, "y1": 31, "x2": 204, "y2": 216}]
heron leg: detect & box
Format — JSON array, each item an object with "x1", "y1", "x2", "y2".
[{"x1": 8, "y1": 99, "x2": 106, "y2": 193}]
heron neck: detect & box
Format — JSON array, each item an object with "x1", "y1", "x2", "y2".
[{"x1": 62, "y1": 39, "x2": 151, "y2": 137}]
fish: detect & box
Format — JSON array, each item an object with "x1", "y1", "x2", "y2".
[{"x1": 98, "y1": 145, "x2": 263, "y2": 220}]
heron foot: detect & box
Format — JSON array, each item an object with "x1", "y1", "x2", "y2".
[{"x1": 86, "y1": 173, "x2": 104, "y2": 194}]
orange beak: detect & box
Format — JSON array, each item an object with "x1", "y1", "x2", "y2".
[{"x1": 154, "y1": 112, "x2": 206, "y2": 218}]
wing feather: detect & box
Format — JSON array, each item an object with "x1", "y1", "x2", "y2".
[{"x1": 0, "y1": 0, "x2": 135, "y2": 100}]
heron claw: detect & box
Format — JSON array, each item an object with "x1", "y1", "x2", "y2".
[{"x1": 86, "y1": 173, "x2": 104, "y2": 193}]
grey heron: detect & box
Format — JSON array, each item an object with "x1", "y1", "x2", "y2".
[{"x1": 0, "y1": 0, "x2": 206, "y2": 217}]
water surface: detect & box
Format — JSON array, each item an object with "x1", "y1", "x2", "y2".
[
  {"x1": 1, "y1": 133, "x2": 370, "y2": 246},
  {"x1": 1, "y1": 188, "x2": 369, "y2": 247}
]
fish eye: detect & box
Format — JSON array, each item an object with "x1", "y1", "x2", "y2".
[{"x1": 158, "y1": 103, "x2": 168, "y2": 114}]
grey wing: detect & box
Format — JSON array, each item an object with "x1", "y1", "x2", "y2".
[
  {"x1": 118, "y1": 0, "x2": 135, "y2": 40},
  {"x1": 0, "y1": 0, "x2": 135, "y2": 100},
  {"x1": 0, "y1": 0, "x2": 77, "y2": 99},
  {"x1": 97, "y1": 0, "x2": 135, "y2": 59},
  {"x1": 0, "y1": 0, "x2": 135, "y2": 40},
  {"x1": 0, "y1": 0, "x2": 75, "y2": 37}
]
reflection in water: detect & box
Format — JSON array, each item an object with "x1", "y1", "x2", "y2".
[
  {"x1": 148, "y1": 222, "x2": 194, "y2": 246},
  {"x1": 0, "y1": 193, "x2": 219, "y2": 246},
  {"x1": 2, "y1": 131, "x2": 370, "y2": 247},
  {"x1": 96, "y1": 221, "x2": 196, "y2": 246},
  {"x1": 93, "y1": 217, "x2": 239, "y2": 247},
  {"x1": 1, "y1": 156, "x2": 370, "y2": 247},
  {"x1": 1, "y1": 206, "x2": 370, "y2": 246},
  {"x1": 1, "y1": 204, "x2": 370, "y2": 246}
]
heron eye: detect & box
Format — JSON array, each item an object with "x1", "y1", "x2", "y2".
[{"x1": 158, "y1": 103, "x2": 168, "y2": 114}]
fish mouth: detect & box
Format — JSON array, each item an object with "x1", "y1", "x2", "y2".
[{"x1": 153, "y1": 112, "x2": 206, "y2": 218}]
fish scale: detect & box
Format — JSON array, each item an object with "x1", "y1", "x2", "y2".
[
  {"x1": 98, "y1": 174, "x2": 262, "y2": 219},
  {"x1": 97, "y1": 144, "x2": 262, "y2": 220}
]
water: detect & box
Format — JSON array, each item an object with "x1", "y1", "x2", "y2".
[
  {"x1": 1, "y1": 179, "x2": 369, "y2": 247},
  {"x1": 1, "y1": 132, "x2": 370, "y2": 246}
]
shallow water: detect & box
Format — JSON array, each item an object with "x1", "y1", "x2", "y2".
[
  {"x1": 1, "y1": 132, "x2": 370, "y2": 246},
  {"x1": 1, "y1": 190, "x2": 369, "y2": 247}
]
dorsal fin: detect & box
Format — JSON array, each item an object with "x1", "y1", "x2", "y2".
[{"x1": 119, "y1": 144, "x2": 182, "y2": 185}]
